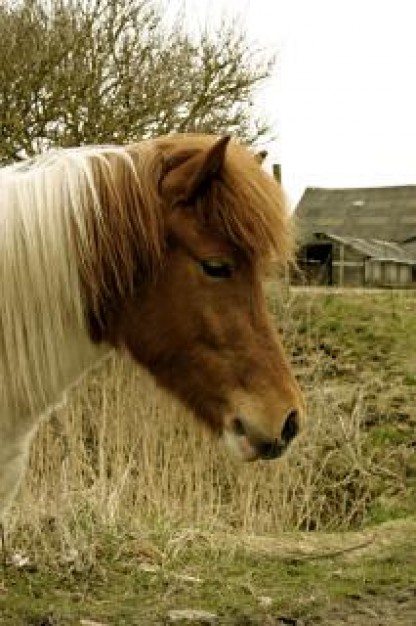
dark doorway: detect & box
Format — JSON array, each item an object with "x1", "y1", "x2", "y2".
[{"x1": 302, "y1": 243, "x2": 333, "y2": 285}]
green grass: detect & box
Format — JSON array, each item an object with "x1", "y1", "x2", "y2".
[
  {"x1": 286, "y1": 289, "x2": 416, "y2": 527},
  {"x1": 285, "y1": 291, "x2": 416, "y2": 375},
  {"x1": 1, "y1": 519, "x2": 415, "y2": 625}
]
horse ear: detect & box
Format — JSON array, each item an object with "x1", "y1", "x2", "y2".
[{"x1": 160, "y1": 136, "x2": 231, "y2": 202}]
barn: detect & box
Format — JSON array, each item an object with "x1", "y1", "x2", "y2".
[{"x1": 294, "y1": 185, "x2": 416, "y2": 287}]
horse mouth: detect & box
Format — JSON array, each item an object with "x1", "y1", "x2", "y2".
[
  {"x1": 222, "y1": 430, "x2": 259, "y2": 462},
  {"x1": 222, "y1": 429, "x2": 287, "y2": 462}
]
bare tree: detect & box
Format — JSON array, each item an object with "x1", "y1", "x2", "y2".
[{"x1": 0, "y1": 0, "x2": 274, "y2": 162}]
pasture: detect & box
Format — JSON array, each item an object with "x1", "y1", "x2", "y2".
[{"x1": 1, "y1": 289, "x2": 415, "y2": 624}]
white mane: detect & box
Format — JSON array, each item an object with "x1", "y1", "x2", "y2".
[{"x1": 0, "y1": 146, "x2": 134, "y2": 419}]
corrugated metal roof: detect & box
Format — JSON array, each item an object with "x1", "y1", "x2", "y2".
[{"x1": 314, "y1": 232, "x2": 416, "y2": 263}]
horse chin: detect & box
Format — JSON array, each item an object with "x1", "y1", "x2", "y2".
[{"x1": 221, "y1": 430, "x2": 259, "y2": 462}]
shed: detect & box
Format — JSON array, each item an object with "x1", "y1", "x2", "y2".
[{"x1": 294, "y1": 186, "x2": 416, "y2": 287}]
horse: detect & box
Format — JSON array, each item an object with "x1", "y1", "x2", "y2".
[{"x1": 0, "y1": 134, "x2": 305, "y2": 523}]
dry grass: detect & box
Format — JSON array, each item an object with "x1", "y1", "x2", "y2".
[{"x1": 5, "y1": 288, "x2": 413, "y2": 567}]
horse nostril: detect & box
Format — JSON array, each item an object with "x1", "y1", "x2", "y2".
[
  {"x1": 281, "y1": 409, "x2": 300, "y2": 445},
  {"x1": 232, "y1": 416, "x2": 246, "y2": 437}
]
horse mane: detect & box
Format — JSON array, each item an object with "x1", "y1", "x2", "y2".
[
  {"x1": 0, "y1": 144, "x2": 163, "y2": 411},
  {"x1": 73, "y1": 145, "x2": 164, "y2": 321}
]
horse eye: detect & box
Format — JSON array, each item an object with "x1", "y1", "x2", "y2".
[{"x1": 200, "y1": 259, "x2": 234, "y2": 279}]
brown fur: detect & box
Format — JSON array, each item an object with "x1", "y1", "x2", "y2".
[{"x1": 81, "y1": 134, "x2": 304, "y2": 459}]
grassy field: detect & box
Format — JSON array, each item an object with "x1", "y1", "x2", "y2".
[{"x1": 1, "y1": 288, "x2": 415, "y2": 625}]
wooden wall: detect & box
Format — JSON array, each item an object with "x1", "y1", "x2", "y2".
[{"x1": 296, "y1": 238, "x2": 415, "y2": 287}]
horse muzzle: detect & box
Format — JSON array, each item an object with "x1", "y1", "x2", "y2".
[{"x1": 222, "y1": 409, "x2": 301, "y2": 462}]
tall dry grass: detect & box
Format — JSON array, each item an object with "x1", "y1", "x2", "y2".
[{"x1": 5, "y1": 288, "x2": 408, "y2": 565}]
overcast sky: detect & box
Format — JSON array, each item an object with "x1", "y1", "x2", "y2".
[{"x1": 179, "y1": 0, "x2": 416, "y2": 205}]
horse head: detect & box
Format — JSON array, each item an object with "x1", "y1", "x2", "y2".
[{"x1": 83, "y1": 135, "x2": 305, "y2": 461}]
